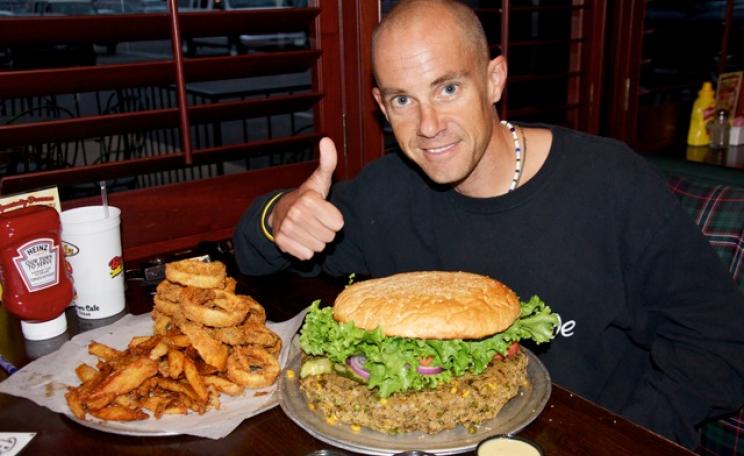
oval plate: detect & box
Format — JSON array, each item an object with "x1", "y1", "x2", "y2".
[
  {"x1": 65, "y1": 414, "x2": 180, "y2": 437},
  {"x1": 279, "y1": 339, "x2": 551, "y2": 456}
]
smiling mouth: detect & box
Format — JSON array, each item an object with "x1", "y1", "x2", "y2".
[{"x1": 421, "y1": 142, "x2": 458, "y2": 156}]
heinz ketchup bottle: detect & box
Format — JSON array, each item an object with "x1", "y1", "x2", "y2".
[{"x1": 0, "y1": 206, "x2": 73, "y2": 340}]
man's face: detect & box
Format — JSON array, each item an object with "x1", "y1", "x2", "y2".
[{"x1": 372, "y1": 14, "x2": 504, "y2": 193}]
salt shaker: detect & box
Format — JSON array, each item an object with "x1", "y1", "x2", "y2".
[{"x1": 709, "y1": 108, "x2": 730, "y2": 151}]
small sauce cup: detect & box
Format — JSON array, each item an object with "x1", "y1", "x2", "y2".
[
  {"x1": 305, "y1": 449, "x2": 348, "y2": 456},
  {"x1": 303, "y1": 450, "x2": 349, "y2": 456},
  {"x1": 476, "y1": 434, "x2": 543, "y2": 456},
  {"x1": 392, "y1": 452, "x2": 437, "y2": 456}
]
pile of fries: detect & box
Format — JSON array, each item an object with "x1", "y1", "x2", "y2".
[{"x1": 65, "y1": 259, "x2": 282, "y2": 421}]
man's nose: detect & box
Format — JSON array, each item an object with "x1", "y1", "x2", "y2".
[{"x1": 418, "y1": 103, "x2": 445, "y2": 138}]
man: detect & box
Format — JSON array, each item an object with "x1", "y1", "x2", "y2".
[{"x1": 234, "y1": 0, "x2": 744, "y2": 448}]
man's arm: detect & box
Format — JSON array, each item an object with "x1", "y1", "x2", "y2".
[
  {"x1": 268, "y1": 138, "x2": 344, "y2": 260},
  {"x1": 619, "y1": 180, "x2": 744, "y2": 448},
  {"x1": 233, "y1": 137, "x2": 344, "y2": 276},
  {"x1": 233, "y1": 190, "x2": 296, "y2": 276}
]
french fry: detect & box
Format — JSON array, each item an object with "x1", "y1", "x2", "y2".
[
  {"x1": 135, "y1": 377, "x2": 156, "y2": 397},
  {"x1": 141, "y1": 393, "x2": 175, "y2": 419},
  {"x1": 208, "y1": 389, "x2": 221, "y2": 411},
  {"x1": 156, "y1": 377, "x2": 199, "y2": 402},
  {"x1": 65, "y1": 389, "x2": 86, "y2": 420},
  {"x1": 163, "y1": 405, "x2": 189, "y2": 415},
  {"x1": 157, "y1": 360, "x2": 169, "y2": 378},
  {"x1": 167, "y1": 349, "x2": 185, "y2": 379},
  {"x1": 188, "y1": 400, "x2": 207, "y2": 414},
  {"x1": 183, "y1": 358, "x2": 209, "y2": 403},
  {"x1": 88, "y1": 342, "x2": 122, "y2": 361},
  {"x1": 128, "y1": 335, "x2": 154, "y2": 349},
  {"x1": 195, "y1": 359, "x2": 220, "y2": 377},
  {"x1": 203, "y1": 375, "x2": 244, "y2": 396},
  {"x1": 113, "y1": 394, "x2": 139, "y2": 409},
  {"x1": 179, "y1": 321, "x2": 228, "y2": 371},
  {"x1": 149, "y1": 341, "x2": 169, "y2": 360},
  {"x1": 84, "y1": 392, "x2": 117, "y2": 411},
  {"x1": 85, "y1": 357, "x2": 158, "y2": 408},
  {"x1": 75, "y1": 363, "x2": 99, "y2": 383},
  {"x1": 176, "y1": 393, "x2": 193, "y2": 410},
  {"x1": 164, "y1": 334, "x2": 191, "y2": 348},
  {"x1": 89, "y1": 404, "x2": 148, "y2": 421}
]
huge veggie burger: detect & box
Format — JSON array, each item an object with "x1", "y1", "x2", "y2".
[{"x1": 298, "y1": 271, "x2": 558, "y2": 434}]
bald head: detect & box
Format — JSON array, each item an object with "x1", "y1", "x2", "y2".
[{"x1": 372, "y1": 0, "x2": 490, "y2": 83}]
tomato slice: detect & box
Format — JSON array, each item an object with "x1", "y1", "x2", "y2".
[{"x1": 493, "y1": 342, "x2": 520, "y2": 361}]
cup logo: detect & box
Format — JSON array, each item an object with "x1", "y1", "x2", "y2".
[
  {"x1": 62, "y1": 241, "x2": 79, "y2": 258},
  {"x1": 108, "y1": 256, "x2": 123, "y2": 279}
]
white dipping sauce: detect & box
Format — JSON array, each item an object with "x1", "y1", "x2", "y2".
[{"x1": 477, "y1": 437, "x2": 541, "y2": 456}]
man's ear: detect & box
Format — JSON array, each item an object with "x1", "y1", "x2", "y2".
[
  {"x1": 487, "y1": 56, "x2": 507, "y2": 104},
  {"x1": 372, "y1": 87, "x2": 389, "y2": 121}
]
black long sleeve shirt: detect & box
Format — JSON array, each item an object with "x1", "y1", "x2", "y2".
[{"x1": 234, "y1": 126, "x2": 744, "y2": 448}]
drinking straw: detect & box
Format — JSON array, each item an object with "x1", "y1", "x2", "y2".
[{"x1": 100, "y1": 180, "x2": 110, "y2": 218}]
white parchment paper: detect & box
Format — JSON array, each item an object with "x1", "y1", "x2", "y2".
[{"x1": 0, "y1": 310, "x2": 309, "y2": 439}]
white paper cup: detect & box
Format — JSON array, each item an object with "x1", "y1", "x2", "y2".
[{"x1": 61, "y1": 206, "x2": 125, "y2": 319}]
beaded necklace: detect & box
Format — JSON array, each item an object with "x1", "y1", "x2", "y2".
[{"x1": 500, "y1": 120, "x2": 524, "y2": 192}]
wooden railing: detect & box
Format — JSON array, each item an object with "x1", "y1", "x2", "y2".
[{"x1": 0, "y1": 1, "x2": 381, "y2": 262}]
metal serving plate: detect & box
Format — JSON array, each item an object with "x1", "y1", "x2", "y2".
[
  {"x1": 65, "y1": 414, "x2": 180, "y2": 436},
  {"x1": 279, "y1": 338, "x2": 551, "y2": 456}
]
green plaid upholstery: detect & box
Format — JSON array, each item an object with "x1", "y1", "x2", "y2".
[
  {"x1": 667, "y1": 176, "x2": 744, "y2": 287},
  {"x1": 698, "y1": 409, "x2": 744, "y2": 456},
  {"x1": 666, "y1": 176, "x2": 744, "y2": 456}
]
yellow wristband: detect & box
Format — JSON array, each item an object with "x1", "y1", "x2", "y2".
[{"x1": 260, "y1": 191, "x2": 285, "y2": 242}]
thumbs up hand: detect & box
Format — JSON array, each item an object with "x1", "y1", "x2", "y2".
[{"x1": 268, "y1": 137, "x2": 345, "y2": 260}]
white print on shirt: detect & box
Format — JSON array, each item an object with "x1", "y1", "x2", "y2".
[{"x1": 552, "y1": 313, "x2": 575, "y2": 338}]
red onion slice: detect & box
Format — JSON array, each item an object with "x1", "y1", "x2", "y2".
[
  {"x1": 417, "y1": 364, "x2": 444, "y2": 375},
  {"x1": 346, "y1": 355, "x2": 370, "y2": 381}
]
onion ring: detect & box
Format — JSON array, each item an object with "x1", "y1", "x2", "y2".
[
  {"x1": 265, "y1": 338, "x2": 282, "y2": 357},
  {"x1": 213, "y1": 290, "x2": 266, "y2": 324},
  {"x1": 153, "y1": 296, "x2": 184, "y2": 320},
  {"x1": 181, "y1": 302, "x2": 249, "y2": 328},
  {"x1": 178, "y1": 286, "x2": 214, "y2": 306},
  {"x1": 226, "y1": 346, "x2": 279, "y2": 388},
  {"x1": 151, "y1": 310, "x2": 174, "y2": 336},
  {"x1": 209, "y1": 322, "x2": 280, "y2": 348},
  {"x1": 155, "y1": 280, "x2": 183, "y2": 303},
  {"x1": 241, "y1": 295, "x2": 266, "y2": 325},
  {"x1": 178, "y1": 287, "x2": 251, "y2": 328},
  {"x1": 222, "y1": 277, "x2": 237, "y2": 293},
  {"x1": 165, "y1": 260, "x2": 226, "y2": 289}
]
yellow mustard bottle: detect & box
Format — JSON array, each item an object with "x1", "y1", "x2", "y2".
[{"x1": 687, "y1": 82, "x2": 716, "y2": 146}]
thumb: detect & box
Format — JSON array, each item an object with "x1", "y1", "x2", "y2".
[{"x1": 303, "y1": 137, "x2": 338, "y2": 198}]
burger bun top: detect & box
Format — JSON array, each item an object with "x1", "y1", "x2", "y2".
[{"x1": 333, "y1": 271, "x2": 521, "y2": 340}]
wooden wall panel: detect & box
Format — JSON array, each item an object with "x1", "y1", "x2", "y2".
[
  {"x1": 340, "y1": 1, "x2": 385, "y2": 177},
  {"x1": 62, "y1": 161, "x2": 318, "y2": 263}
]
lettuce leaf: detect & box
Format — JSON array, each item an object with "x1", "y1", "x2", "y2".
[{"x1": 299, "y1": 296, "x2": 558, "y2": 397}]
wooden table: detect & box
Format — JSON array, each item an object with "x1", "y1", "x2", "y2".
[{"x1": 0, "y1": 271, "x2": 696, "y2": 456}]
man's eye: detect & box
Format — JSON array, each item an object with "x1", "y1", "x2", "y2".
[
  {"x1": 443, "y1": 84, "x2": 458, "y2": 95},
  {"x1": 392, "y1": 95, "x2": 409, "y2": 106}
]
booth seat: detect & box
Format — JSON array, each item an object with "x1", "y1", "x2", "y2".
[{"x1": 649, "y1": 156, "x2": 744, "y2": 456}]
